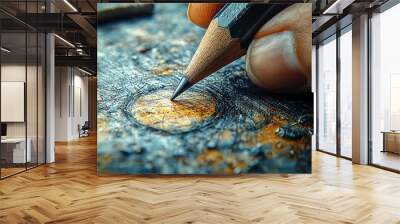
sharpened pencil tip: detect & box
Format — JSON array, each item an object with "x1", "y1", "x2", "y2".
[
  {"x1": 170, "y1": 77, "x2": 192, "y2": 101},
  {"x1": 170, "y1": 92, "x2": 178, "y2": 101}
]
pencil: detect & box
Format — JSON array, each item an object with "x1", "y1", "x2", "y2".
[{"x1": 171, "y1": 3, "x2": 290, "y2": 100}]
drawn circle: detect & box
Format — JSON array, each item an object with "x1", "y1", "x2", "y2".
[{"x1": 132, "y1": 89, "x2": 217, "y2": 133}]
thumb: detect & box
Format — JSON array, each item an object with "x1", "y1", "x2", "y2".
[
  {"x1": 245, "y1": 3, "x2": 311, "y2": 93},
  {"x1": 246, "y1": 31, "x2": 309, "y2": 93}
]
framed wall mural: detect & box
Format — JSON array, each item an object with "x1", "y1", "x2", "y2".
[{"x1": 97, "y1": 3, "x2": 313, "y2": 174}]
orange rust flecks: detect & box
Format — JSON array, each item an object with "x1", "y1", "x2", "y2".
[
  {"x1": 220, "y1": 130, "x2": 232, "y2": 141},
  {"x1": 196, "y1": 149, "x2": 250, "y2": 174},
  {"x1": 132, "y1": 89, "x2": 217, "y2": 132},
  {"x1": 197, "y1": 149, "x2": 223, "y2": 165},
  {"x1": 252, "y1": 111, "x2": 265, "y2": 124},
  {"x1": 152, "y1": 67, "x2": 174, "y2": 76},
  {"x1": 97, "y1": 154, "x2": 113, "y2": 171},
  {"x1": 97, "y1": 115, "x2": 110, "y2": 141},
  {"x1": 244, "y1": 115, "x2": 310, "y2": 159}
]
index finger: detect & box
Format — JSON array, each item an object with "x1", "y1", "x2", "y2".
[{"x1": 187, "y1": 3, "x2": 224, "y2": 28}]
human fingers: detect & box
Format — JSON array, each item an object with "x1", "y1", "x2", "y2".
[
  {"x1": 245, "y1": 3, "x2": 312, "y2": 93},
  {"x1": 187, "y1": 3, "x2": 224, "y2": 28}
]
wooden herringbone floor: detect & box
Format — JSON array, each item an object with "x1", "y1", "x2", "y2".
[{"x1": 1, "y1": 135, "x2": 400, "y2": 224}]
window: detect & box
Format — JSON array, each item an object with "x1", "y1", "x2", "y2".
[
  {"x1": 370, "y1": 3, "x2": 400, "y2": 171},
  {"x1": 317, "y1": 35, "x2": 337, "y2": 154},
  {"x1": 339, "y1": 27, "x2": 352, "y2": 158},
  {"x1": 0, "y1": 1, "x2": 47, "y2": 179}
]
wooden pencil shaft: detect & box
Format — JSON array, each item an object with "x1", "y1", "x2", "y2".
[
  {"x1": 185, "y1": 20, "x2": 244, "y2": 84},
  {"x1": 185, "y1": 3, "x2": 289, "y2": 84}
]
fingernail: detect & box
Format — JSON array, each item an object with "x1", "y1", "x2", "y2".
[{"x1": 246, "y1": 31, "x2": 308, "y2": 93}]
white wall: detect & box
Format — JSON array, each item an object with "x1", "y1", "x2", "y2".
[
  {"x1": 1, "y1": 65, "x2": 41, "y2": 138},
  {"x1": 1, "y1": 65, "x2": 26, "y2": 139},
  {"x1": 54, "y1": 67, "x2": 89, "y2": 141},
  {"x1": 1, "y1": 64, "x2": 26, "y2": 81},
  {"x1": 1, "y1": 65, "x2": 26, "y2": 166},
  {"x1": 72, "y1": 73, "x2": 89, "y2": 138},
  {"x1": 55, "y1": 66, "x2": 69, "y2": 141},
  {"x1": 1, "y1": 63, "x2": 46, "y2": 164},
  {"x1": 1, "y1": 82, "x2": 25, "y2": 122}
]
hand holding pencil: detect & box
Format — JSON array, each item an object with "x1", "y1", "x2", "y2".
[{"x1": 187, "y1": 3, "x2": 311, "y2": 94}]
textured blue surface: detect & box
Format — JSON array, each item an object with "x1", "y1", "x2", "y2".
[{"x1": 97, "y1": 4, "x2": 313, "y2": 174}]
